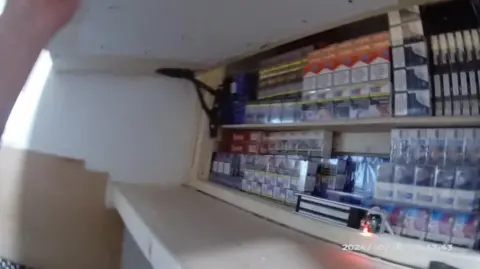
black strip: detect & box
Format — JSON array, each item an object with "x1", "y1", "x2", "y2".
[
  {"x1": 300, "y1": 198, "x2": 351, "y2": 214},
  {"x1": 295, "y1": 195, "x2": 302, "y2": 212},
  {"x1": 298, "y1": 208, "x2": 348, "y2": 224}
]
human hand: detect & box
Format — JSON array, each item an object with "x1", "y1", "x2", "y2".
[{"x1": 3, "y1": 0, "x2": 79, "y2": 36}]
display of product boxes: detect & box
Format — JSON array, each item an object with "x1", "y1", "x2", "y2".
[
  {"x1": 430, "y1": 29, "x2": 480, "y2": 117},
  {"x1": 375, "y1": 128, "x2": 480, "y2": 212},
  {"x1": 303, "y1": 32, "x2": 391, "y2": 99},
  {"x1": 241, "y1": 154, "x2": 320, "y2": 204},
  {"x1": 377, "y1": 203, "x2": 480, "y2": 249},
  {"x1": 265, "y1": 130, "x2": 332, "y2": 157}
]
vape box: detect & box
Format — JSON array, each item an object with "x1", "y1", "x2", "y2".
[
  {"x1": 454, "y1": 167, "x2": 479, "y2": 212},
  {"x1": 384, "y1": 205, "x2": 407, "y2": 235},
  {"x1": 286, "y1": 189, "x2": 298, "y2": 205},
  {"x1": 317, "y1": 91, "x2": 335, "y2": 121},
  {"x1": 251, "y1": 182, "x2": 262, "y2": 195},
  {"x1": 390, "y1": 20, "x2": 424, "y2": 46},
  {"x1": 414, "y1": 165, "x2": 436, "y2": 207},
  {"x1": 426, "y1": 210, "x2": 455, "y2": 244},
  {"x1": 375, "y1": 163, "x2": 395, "y2": 201},
  {"x1": 445, "y1": 129, "x2": 465, "y2": 166},
  {"x1": 277, "y1": 174, "x2": 291, "y2": 189},
  {"x1": 351, "y1": 44, "x2": 371, "y2": 84},
  {"x1": 349, "y1": 84, "x2": 371, "y2": 119},
  {"x1": 401, "y1": 207, "x2": 429, "y2": 240},
  {"x1": 332, "y1": 88, "x2": 350, "y2": 119},
  {"x1": 229, "y1": 131, "x2": 264, "y2": 143},
  {"x1": 273, "y1": 187, "x2": 287, "y2": 202},
  {"x1": 388, "y1": 6, "x2": 421, "y2": 26},
  {"x1": 427, "y1": 128, "x2": 446, "y2": 166},
  {"x1": 333, "y1": 43, "x2": 352, "y2": 86},
  {"x1": 369, "y1": 36, "x2": 391, "y2": 81},
  {"x1": 451, "y1": 214, "x2": 479, "y2": 248},
  {"x1": 393, "y1": 164, "x2": 415, "y2": 203},
  {"x1": 394, "y1": 90, "x2": 431, "y2": 116},
  {"x1": 282, "y1": 102, "x2": 297, "y2": 123},
  {"x1": 261, "y1": 184, "x2": 274, "y2": 198},
  {"x1": 241, "y1": 179, "x2": 252, "y2": 192},
  {"x1": 393, "y1": 41, "x2": 428, "y2": 68},
  {"x1": 316, "y1": 52, "x2": 335, "y2": 90},
  {"x1": 464, "y1": 129, "x2": 480, "y2": 166},
  {"x1": 303, "y1": 63, "x2": 317, "y2": 91},
  {"x1": 290, "y1": 160, "x2": 318, "y2": 192},
  {"x1": 368, "y1": 81, "x2": 392, "y2": 118}
]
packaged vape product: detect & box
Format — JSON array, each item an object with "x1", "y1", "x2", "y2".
[
  {"x1": 393, "y1": 41, "x2": 428, "y2": 68},
  {"x1": 414, "y1": 165, "x2": 436, "y2": 207},
  {"x1": 375, "y1": 163, "x2": 395, "y2": 201},
  {"x1": 286, "y1": 189, "x2": 298, "y2": 205},
  {"x1": 368, "y1": 81, "x2": 391, "y2": 118},
  {"x1": 303, "y1": 63, "x2": 317, "y2": 91},
  {"x1": 393, "y1": 164, "x2": 415, "y2": 203},
  {"x1": 281, "y1": 102, "x2": 296, "y2": 123},
  {"x1": 447, "y1": 32, "x2": 462, "y2": 116},
  {"x1": 390, "y1": 20, "x2": 424, "y2": 46},
  {"x1": 370, "y1": 39, "x2": 391, "y2": 81},
  {"x1": 244, "y1": 169, "x2": 255, "y2": 182},
  {"x1": 388, "y1": 6, "x2": 421, "y2": 26},
  {"x1": 316, "y1": 52, "x2": 335, "y2": 89},
  {"x1": 351, "y1": 44, "x2": 370, "y2": 84},
  {"x1": 301, "y1": 90, "x2": 319, "y2": 122},
  {"x1": 464, "y1": 129, "x2": 480, "y2": 166},
  {"x1": 463, "y1": 30, "x2": 480, "y2": 114},
  {"x1": 456, "y1": 31, "x2": 472, "y2": 116},
  {"x1": 426, "y1": 211, "x2": 455, "y2": 244},
  {"x1": 268, "y1": 101, "x2": 282, "y2": 124},
  {"x1": 241, "y1": 179, "x2": 252, "y2": 192},
  {"x1": 431, "y1": 35, "x2": 443, "y2": 116},
  {"x1": 438, "y1": 33, "x2": 452, "y2": 116},
  {"x1": 318, "y1": 90, "x2": 335, "y2": 121},
  {"x1": 273, "y1": 187, "x2": 287, "y2": 202},
  {"x1": 454, "y1": 167, "x2": 479, "y2": 211},
  {"x1": 451, "y1": 214, "x2": 479, "y2": 248},
  {"x1": 349, "y1": 84, "x2": 371, "y2": 119},
  {"x1": 291, "y1": 160, "x2": 318, "y2": 192},
  {"x1": 256, "y1": 104, "x2": 270, "y2": 124},
  {"x1": 261, "y1": 184, "x2": 274, "y2": 198},
  {"x1": 383, "y1": 205, "x2": 407, "y2": 235},
  {"x1": 333, "y1": 43, "x2": 352, "y2": 86},
  {"x1": 394, "y1": 90, "x2": 431, "y2": 117},
  {"x1": 391, "y1": 129, "x2": 410, "y2": 164},
  {"x1": 401, "y1": 207, "x2": 429, "y2": 240},
  {"x1": 244, "y1": 104, "x2": 257, "y2": 124},
  {"x1": 228, "y1": 131, "x2": 264, "y2": 143},
  {"x1": 410, "y1": 129, "x2": 428, "y2": 164},
  {"x1": 445, "y1": 129, "x2": 465, "y2": 166},
  {"x1": 427, "y1": 129, "x2": 446, "y2": 166},
  {"x1": 332, "y1": 87, "x2": 350, "y2": 119}
]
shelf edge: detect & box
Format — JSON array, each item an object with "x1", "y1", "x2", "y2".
[{"x1": 188, "y1": 178, "x2": 480, "y2": 269}]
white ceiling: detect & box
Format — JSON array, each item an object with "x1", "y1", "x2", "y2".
[{"x1": 48, "y1": 0, "x2": 418, "y2": 73}]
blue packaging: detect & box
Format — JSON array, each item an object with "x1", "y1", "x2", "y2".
[
  {"x1": 381, "y1": 204, "x2": 406, "y2": 235},
  {"x1": 451, "y1": 214, "x2": 479, "y2": 248},
  {"x1": 426, "y1": 210, "x2": 455, "y2": 243},
  {"x1": 401, "y1": 207, "x2": 429, "y2": 240}
]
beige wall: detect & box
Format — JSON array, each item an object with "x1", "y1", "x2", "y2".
[{"x1": 0, "y1": 147, "x2": 123, "y2": 269}]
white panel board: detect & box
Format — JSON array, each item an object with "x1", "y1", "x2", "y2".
[{"x1": 73, "y1": 0, "x2": 396, "y2": 66}]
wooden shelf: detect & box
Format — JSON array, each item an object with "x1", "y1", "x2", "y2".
[
  {"x1": 222, "y1": 116, "x2": 480, "y2": 132},
  {"x1": 188, "y1": 179, "x2": 480, "y2": 269}
]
